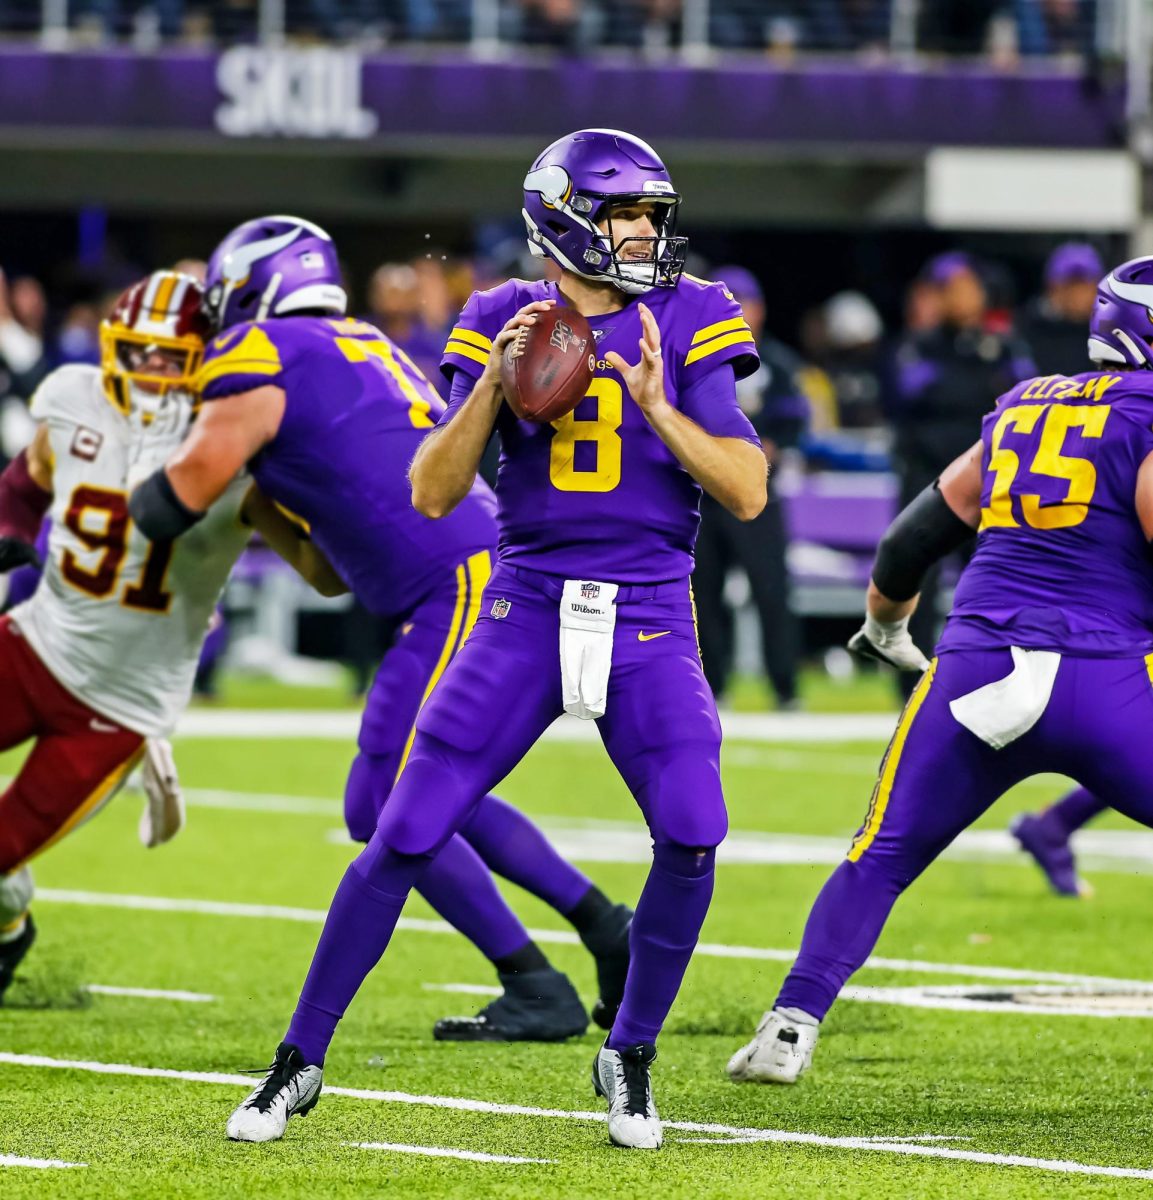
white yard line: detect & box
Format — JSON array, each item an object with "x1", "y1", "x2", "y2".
[
  {"x1": 346, "y1": 1141, "x2": 554, "y2": 1165},
  {"x1": 173, "y1": 709, "x2": 898, "y2": 744},
  {"x1": 422, "y1": 983, "x2": 503, "y2": 997},
  {"x1": 0, "y1": 1052, "x2": 1149, "y2": 1181},
  {"x1": 35, "y1": 888, "x2": 1149, "y2": 988},
  {"x1": 843, "y1": 983, "x2": 1153, "y2": 1019},
  {"x1": 185, "y1": 789, "x2": 342, "y2": 816},
  {"x1": 174, "y1": 783, "x2": 1151, "y2": 874},
  {"x1": 0, "y1": 1154, "x2": 86, "y2": 1169},
  {"x1": 323, "y1": 822, "x2": 1153, "y2": 872},
  {"x1": 85, "y1": 985, "x2": 216, "y2": 1003}
]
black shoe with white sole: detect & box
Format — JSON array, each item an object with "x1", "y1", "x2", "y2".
[{"x1": 433, "y1": 967, "x2": 588, "y2": 1042}]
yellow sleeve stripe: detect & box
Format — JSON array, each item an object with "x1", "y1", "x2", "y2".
[
  {"x1": 691, "y1": 316, "x2": 750, "y2": 346},
  {"x1": 449, "y1": 326, "x2": 493, "y2": 352},
  {"x1": 684, "y1": 329, "x2": 757, "y2": 368},
  {"x1": 445, "y1": 340, "x2": 490, "y2": 366},
  {"x1": 197, "y1": 357, "x2": 281, "y2": 387}
]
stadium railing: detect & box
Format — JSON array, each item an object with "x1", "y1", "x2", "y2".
[{"x1": 2, "y1": 0, "x2": 1127, "y2": 65}]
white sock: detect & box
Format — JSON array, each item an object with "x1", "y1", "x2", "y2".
[{"x1": 776, "y1": 1005, "x2": 819, "y2": 1027}]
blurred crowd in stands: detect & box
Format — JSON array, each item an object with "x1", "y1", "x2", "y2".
[{"x1": 0, "y1": 0, "x2": 1102, "y2": 60}]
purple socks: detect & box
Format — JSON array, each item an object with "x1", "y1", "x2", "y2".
[{"x1": 607, "y1": 842, "x2": 715, "y2": 1049}]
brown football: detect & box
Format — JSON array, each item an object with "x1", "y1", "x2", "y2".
[{"x1": 500, "y1": 306, "x2": 596, "y2": 424}]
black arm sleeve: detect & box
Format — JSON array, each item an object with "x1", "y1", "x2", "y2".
[
  {"x1": 129, "y1": 469, "x2": 205, "y2": 541},
  {"x1": 872, "y1": 483, "x2": 975, "y2": 602}
]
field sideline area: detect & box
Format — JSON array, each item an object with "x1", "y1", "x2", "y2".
[{"x1": 2, "y1": 681, "x2": 1153, "y2": 1199}]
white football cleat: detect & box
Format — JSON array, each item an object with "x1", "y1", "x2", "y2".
[
  {"x1": 727, "y1": 1008, "x2": 819, "y2": 1084},
  {"x1": 227, "y1": 1042, "x2": 323, "y2": 1142},
  {"x1": 593, "y1": 1042, "x2": 663, "y2": 1149}
]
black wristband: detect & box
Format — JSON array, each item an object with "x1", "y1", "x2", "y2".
[
  {"x1": 129, "y1": 470, "x2": 205, "y2": 541},
  {"x1": 0, "y1": 536, "x2": 41, "y2": 574},
  {"x1": 872, "y1": 483, "x2": 974, "y2": 602}
]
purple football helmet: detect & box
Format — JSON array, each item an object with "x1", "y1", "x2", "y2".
[
  {"x1": 203, "y1": 215, "x2": 347, "y2": 332},
  {"x1": 521, "y1": 129, "x2": 687, "y2": 295},
  {"x1": 1089, "y1": 256, "x2": 1153, "y2": 369}
]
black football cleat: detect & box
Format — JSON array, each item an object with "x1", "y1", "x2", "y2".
[
  {"x1": 583, "y1": 903, "x2": 633, "y2": 1031},
  {"x1": 433, "y1": 967, "x2": 588, "y2": 1042},
  {"x1": 0, "y1": 913, "x2": 36, "y2": 1004}
]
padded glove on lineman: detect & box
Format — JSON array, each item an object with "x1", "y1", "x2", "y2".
[
  {"x1": 139, "y1": 738, "x2": 186, "y2": 848},
  {"x1": 0, "y1": 536, "x2": 41, "y2": 573},
  {"x1": 848, "y1": 613, "x2": 930, "y2": 673}
]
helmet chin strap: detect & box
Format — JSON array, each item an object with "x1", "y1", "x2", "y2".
[
  {"x1": 523, "y1": 209, "x2": 660, "y2": 295},
  {"x1": 256, "y1": 273, "x2": 284, "y2": 322}
]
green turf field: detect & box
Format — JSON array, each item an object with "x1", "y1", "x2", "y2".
[{"x1": 2, "y1": 691, "x2": 1152, "y2": 1198}]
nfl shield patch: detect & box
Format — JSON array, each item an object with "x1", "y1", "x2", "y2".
[
  {"x1": 581, "y1": 582, "x2": 600, "y2": 600},
  {"x1": 491, "y1": 597, "x2": 511, "y2": 619}
]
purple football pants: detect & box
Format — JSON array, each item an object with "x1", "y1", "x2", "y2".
[
  {"x1": 288, "y1": 562, "x2": 727, "y2": 1063},
  {"x1": 778, "y1": 648, "x2": 1153, "y2": 1021},
  {"x1": 342, "y1": 550, "x2": 595, "y2": 967}
]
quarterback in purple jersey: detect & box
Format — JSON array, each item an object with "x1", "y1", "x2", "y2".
[
  {"x1": 729, "y1": 256, "x2": 1153, "y2": 1087},
  {"x1": 129, "y1": 216, "x2": 638, "y2": 1048},
  {"x1": 209, "y1": 131, "x2": 767, "y2": 1151}
]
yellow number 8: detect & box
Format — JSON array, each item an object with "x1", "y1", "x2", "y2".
[{"x1": 549, "y1": 378, "x2": 623, "y2": 493}]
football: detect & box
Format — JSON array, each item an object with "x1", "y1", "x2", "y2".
[{"x1": 500, "y1": 306, "x2": 596, "y2": 424}]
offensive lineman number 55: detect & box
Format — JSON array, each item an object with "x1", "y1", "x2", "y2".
[{"x1": 980, "y1": 402, "x2": 1111, "y2": 531}]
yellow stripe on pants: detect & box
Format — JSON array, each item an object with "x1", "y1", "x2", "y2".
[
  {"x1": 393, "y1": 550, "x2": 492, "y2": 785},
  {"x1": 847, "y1": 659, "x2": 937, "y2": 863}
]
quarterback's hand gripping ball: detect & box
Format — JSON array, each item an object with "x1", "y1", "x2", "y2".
[{"x1": 500, "y1": 306, "x2": 596, "y2": 424}]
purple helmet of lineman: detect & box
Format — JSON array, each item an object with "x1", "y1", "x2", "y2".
[
  {"x1": 521, "y1": 129, "x2": 688, "y2": 295},
  {"x1": 203, "y1": 215, "x2": 347, "y2": 332},
  {"x1": 1089, "y1": 256, "x2": 1153, "y2": 369}
]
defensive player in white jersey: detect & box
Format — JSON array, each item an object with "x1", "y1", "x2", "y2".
[{"x1": 0, "y1": 270, "x2": 341, "y2": 1000}]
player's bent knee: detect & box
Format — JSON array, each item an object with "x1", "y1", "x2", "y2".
[
  {"x1": 343, "y1": 752, "x2": 396, "y2": 844},
  {"x1": 652, "y1": 841, "x2": 716, "y2": 879},
  {"x1": 647, "y1": 749, "x2": 728, "y2": 849},
  {"x1": 373, "y1": 748, "x2": 481, "y2": 858}
]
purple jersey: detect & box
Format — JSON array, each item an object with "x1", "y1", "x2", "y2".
[
  {"x1": 199, "y1": 316, "x2": 497, "y2": 618},
  {"x1": 939, "y1": 370, "x2": 1153, "y2": 656},
  {"x1": 440, "y1": 275, "x2": 760, "y2": 582}
]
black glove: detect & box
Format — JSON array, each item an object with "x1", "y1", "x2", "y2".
[{"x1": 0, "y1": 536, "x2": 42, "y2": 574}]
